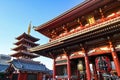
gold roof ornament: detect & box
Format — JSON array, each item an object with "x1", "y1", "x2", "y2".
[{"x1": 28, "y1": 21, "x2": 32, "y2": 35}]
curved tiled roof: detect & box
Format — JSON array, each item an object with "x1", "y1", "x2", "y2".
[
  {"x1": 11, "y1": 59, "x2": 51, "y2": 73},
  {"x1": 0, "y1": 64, "x2": 9, "y2": 73}
]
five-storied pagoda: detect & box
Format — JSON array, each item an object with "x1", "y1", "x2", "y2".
[
  {"x1": 30, "y1": 0, "x2": 120, "y2": 80},
  {"x1": 7, "y1": 23, "x2": 52, "y2": 80}
]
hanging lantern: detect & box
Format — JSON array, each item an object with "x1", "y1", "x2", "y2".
[
  {"x1": 77, "y1": 60, "x2": 84, "y2": 71},
  {"x1": 95, "y1": 56, "x2": 112, "y2": 72}
]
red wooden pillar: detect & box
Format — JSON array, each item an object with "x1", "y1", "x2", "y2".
[
  {"x1": 67, "y1": 55, "x2": 71, "y2": 80},
  {"x1": 23, "y1": 72, "x2": 27, "y2": 80},
  {"x1": 53, "y1": 58, "x2": 56, "y2": 80},
  {"x1": 108, "y1": 39, "x2": 120, "y2": 77},
  {"x1": 38, "y1": 73, "x2": 43, "y2": 80},
  {"x1": 18, "y1": 72, "x2": 27, "y2": 80},
  {"x1": 9, "y1": 73, "x2": 13, "y2": 80},
  {"x1": 82, "y1": 47, "x2": 91, "y2": 80},
  {"x1": 18, "y1": 72, "x2": 22, "y2": 80},
  {"x1": 92, "y1": 63, "x2": 98, "y2": 80}
]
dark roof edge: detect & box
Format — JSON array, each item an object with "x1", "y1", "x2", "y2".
[{"x1": 35, "y1": 0, "x2": 90, "y2": 30}]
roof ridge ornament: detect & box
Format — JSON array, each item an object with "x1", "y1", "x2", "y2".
[{"x1": 27, "y1": 21, "x2": 32, "y2": 35}]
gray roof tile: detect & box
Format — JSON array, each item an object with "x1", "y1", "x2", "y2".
[
  {"x1": 12, "y1": 59, "x2": 51, "y2": 73},
  {"x1": 0, "y1": 64, "x2": 9, "y2": 73}
]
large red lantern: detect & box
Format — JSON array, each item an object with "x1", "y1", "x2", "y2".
[{"x1": 95, "y1": 56, "x2": 112, "y2": 72}]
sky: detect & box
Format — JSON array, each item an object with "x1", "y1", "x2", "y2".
[{"x1": 0, "y1": 0, "x2": 84, "y2": 70}]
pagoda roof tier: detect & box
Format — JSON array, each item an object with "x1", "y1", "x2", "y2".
[
  {"x1": 14, "y1": 38, "x2": 39, "y2": 46},
  {"x1": 16, "y1": 32, "x2": 39, "y2": 42},
  {"x1": 12, "y1": 44, "x2": 30, "y2": 51},
  {"x1": 34, "y1": 0, "x2": 113, "y2": 38},
  {"x1": 11, "y1": 50, "x2": 39, "y2": 58},
  {"x1": 29, "y1": 16, "x2": 120, "y2": 58}
]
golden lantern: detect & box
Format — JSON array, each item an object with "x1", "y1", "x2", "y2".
[{"x1": 77, "y1": 60, "x2": 83, "y2": 71}]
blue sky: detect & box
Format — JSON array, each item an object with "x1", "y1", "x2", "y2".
[{"x1": 0, "y1": 0, "x2": 84, "y2": 69}]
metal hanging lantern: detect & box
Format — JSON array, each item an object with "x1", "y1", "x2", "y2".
[{"x1": 77, "y1": 60, "x2": 84, "y2": 71}]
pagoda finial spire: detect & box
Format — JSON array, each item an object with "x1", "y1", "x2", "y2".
[{"x1": 27, "y1": 21, "x2": 32, "y2": 35}]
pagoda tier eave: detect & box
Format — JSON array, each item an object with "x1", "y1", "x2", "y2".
[
  {"x1": 14, "y1": 38, "x2": 39, "y2": 46},
  {"x1": 16, "y1": 32, "x2": 39, "y2": 42},
  {"x1": 10, "y1": 51, "x2": 39, "y2": 58},
  {"x1": 12, "y1": 44, "x2": 29, "y2": 51}
]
